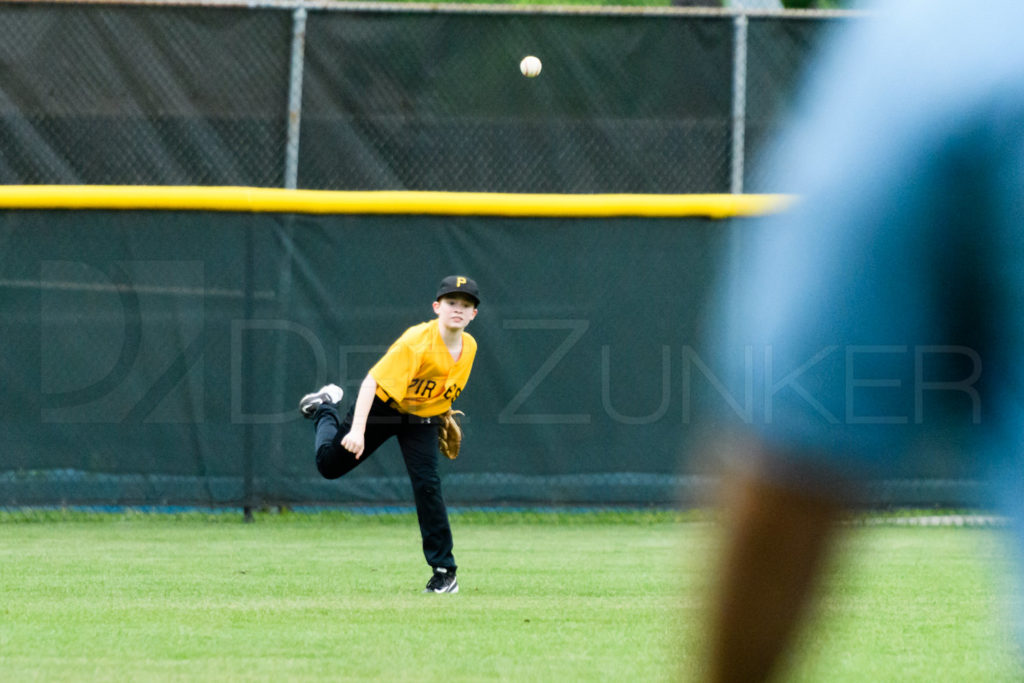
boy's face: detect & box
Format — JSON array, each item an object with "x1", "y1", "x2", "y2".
[{"x1": 433, "y1": 294, "x2": 478, "y2": 330}]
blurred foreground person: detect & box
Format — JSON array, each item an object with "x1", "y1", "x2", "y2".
[{"x1": 704, "y1": 1, "x2": 1024, "y2": 680}]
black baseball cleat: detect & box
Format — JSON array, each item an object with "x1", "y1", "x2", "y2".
[
  {"x1": 298, "y1": 384, "x2": 344, "y2": 418},
  {"x1": 424, "y1": 567, "x2": 458, "y2": 594}
]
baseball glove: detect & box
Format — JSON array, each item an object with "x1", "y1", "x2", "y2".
[{"x1": 438, "y1": 409, "x2": 465, "y2": 460}]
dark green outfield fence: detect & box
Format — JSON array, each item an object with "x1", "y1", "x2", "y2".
[
  {"x1": 1, "y1": 207, "x2": 988, "y2": 510},
  {"x1": 1, "y1": 209, "x2": 734, "y2": 508}
]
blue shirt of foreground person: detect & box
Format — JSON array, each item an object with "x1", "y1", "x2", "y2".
[{"x1": 704, "y1": 1, "x2": 1024, "y2": 681}]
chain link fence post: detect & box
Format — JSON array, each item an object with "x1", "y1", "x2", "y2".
[
  {"x1": 730, "y1": 12, "x2": 749, "y2": 194},
  {"x1": 285, "y1": 5, "x2": 308, "y2": 190}
]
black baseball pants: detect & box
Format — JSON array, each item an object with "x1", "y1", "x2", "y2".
[{"x1": 311, "y1": 396, "x2": 456, "y2": 572}]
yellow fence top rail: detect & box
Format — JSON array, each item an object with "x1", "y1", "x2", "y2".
[{"x1": 0, "y1": 185, "x2": 793, "y2": 219}]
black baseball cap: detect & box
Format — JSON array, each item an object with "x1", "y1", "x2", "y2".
[{"x1": 436, "y1": 275, "x2": 480, "y2": 306}]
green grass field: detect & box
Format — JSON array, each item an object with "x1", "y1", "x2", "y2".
[{"x1": 0, "y1": 511, "x2": 1021, "y2": 681}]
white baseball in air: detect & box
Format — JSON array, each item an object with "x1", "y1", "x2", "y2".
[{"x1": 520, "y1": 55, "x2": 542, "y2": 78}]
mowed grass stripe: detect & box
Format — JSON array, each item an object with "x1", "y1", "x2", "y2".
[{"x1": 0, "y1": 516, "x2": 1020, "y2": 681}]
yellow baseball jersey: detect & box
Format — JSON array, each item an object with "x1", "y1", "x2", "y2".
[{"x1": 370, "y1": 321, "x2": 477, "y2": 417}]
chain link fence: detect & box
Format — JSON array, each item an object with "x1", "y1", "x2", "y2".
[{"x1": 0, "y1": 1, "x2": 851, "y2": 193}]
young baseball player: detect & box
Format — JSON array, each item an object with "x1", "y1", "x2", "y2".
[{"x1": 298, "y1": 275, "x2": 479, "y2": 594}]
